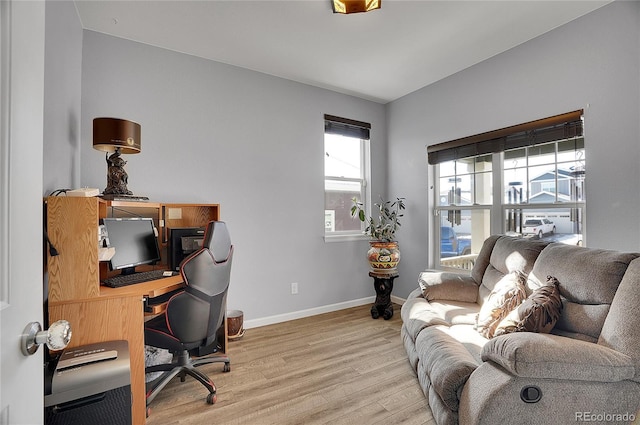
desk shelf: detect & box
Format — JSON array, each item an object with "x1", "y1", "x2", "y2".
[{"x1": 45, "y1": 196, "x2": 223, "y2": 425}]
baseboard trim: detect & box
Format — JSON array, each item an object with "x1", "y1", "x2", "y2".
[
  {"x1": 243, "y1": 295, "x2": 406, "y2": 329},
  {"x1": 391, "y1": 294, "x2": 405, "y2": 305}
]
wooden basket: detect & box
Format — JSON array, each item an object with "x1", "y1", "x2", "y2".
[{"x1": 227, "y1": 310, "x2": 244, "y2": 341}]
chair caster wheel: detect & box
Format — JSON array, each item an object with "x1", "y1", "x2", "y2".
[
  {"x1": 207, "y1": 393, "x2": 217, "y2": 404},
  {"x1": 146, "y1": 407, "x2": 151, "y2": 418},
  {"x1": 223, "y1": 362, "x2": 231, "y2": 372}
]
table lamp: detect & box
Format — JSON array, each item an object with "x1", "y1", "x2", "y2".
[{"x1": 93, "y1": 117, "x2": 141, "y2": 197}]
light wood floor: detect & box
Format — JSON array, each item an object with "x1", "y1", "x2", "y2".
[{"x1": 145, "y1": 303, "x2": 435, "y2": 425}]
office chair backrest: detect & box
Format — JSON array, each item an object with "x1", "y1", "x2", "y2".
[
  {"x1": 166, "y1": 221, "x2": 233, "y2": 346},
  {"x1": 204, "y1": 221, "x2": 233, "y2": 264},
  {"x1": 182, "y1": 221, "x2": 233, "y2": 297}
]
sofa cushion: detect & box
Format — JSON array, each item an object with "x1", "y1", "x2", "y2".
[
  {"x1": 441, "y1": 324, "x2": 488, "y2": 364},
  {"x1": 494, "y1": 275, "x2": 562, "y2": 336},
  {"x1": 401, "y1": 325, "x2": 420, "y2": 371},
  {"x1": 401, "y1": 293, "x2": 480, "y2": 344},
  {"x1": 482, "y1": 332, "x2": 636, "y2": 382},
  {"x1": 470, "y1": 234, "x2": 501, "y2": 285},
  {"x1": 429, "y1": 301, "x2": 480, "y2": 326},
  {"x1": 554, "y1": 300, "x2": 609, "y2": 340},
  {"x1": 528, "y1": 243, "x2": 639, "y2": 339},
  {"x1": 476, "y1": 271, "x2": 527, "y2": 338},
  {"x1": 599, "y1": 257, "x2": 640, "y2": 380},
  {"x1": 477, "y1": 236, "x2": 549, "y2": 303},
  {"x1": 418, "y1": 271, "x2": 478, "y2": 303},
  {"x1": 400, "y1": 293, "x2": 449, "y2": 342},
  {"x1": 416, "y1": 326, "x2": 480, "y2": 412}
]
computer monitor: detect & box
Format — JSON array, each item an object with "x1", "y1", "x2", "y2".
[
  {"x1": 101, "y1": 217, "x2": 161, "y2": 275},
  {"x1": 168, "y1": 227, "x2": 206, "y2": 271}
]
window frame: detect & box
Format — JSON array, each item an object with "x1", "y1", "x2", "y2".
[
  {"x1": 431, "y1": 111, "x2": 585, "y2": 269},
  {"x1": 433, "y1": 160, "x2": 494, "y2": 268},
  {"x1": 502, "y1": 138, "x2": 585, "y2": 243},
  {"x1": 323, "y1": 115, "x2": 371, "y2": 243}
]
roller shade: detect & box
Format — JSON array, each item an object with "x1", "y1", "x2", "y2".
[
  {"x1": 324, "y1": 114, "x2": 371, "y2": 140},
  {"x1": 427, "y1": 110, "x2": 583, "y2": 165}
]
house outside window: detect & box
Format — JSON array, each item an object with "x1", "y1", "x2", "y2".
[
  {"x1": 430, "y1": 111, "x2": 584, "y2": 270},
  {"x1": 503, "y1": 137, "x2": 585, "y2": 244},
  {"x1": 324, "y1": 115, "x2": 371, "y2": 241}
]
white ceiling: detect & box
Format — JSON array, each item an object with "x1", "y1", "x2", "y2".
[{"x1": 74, "y1": 0, "x2": 610, "y2": 104}]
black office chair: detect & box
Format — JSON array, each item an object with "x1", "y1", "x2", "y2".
[{"x1": 144, "y1": 221, "x2": 233, "y2": 408}]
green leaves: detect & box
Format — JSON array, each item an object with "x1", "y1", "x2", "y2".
[{"x1": 351, "y1": 196, "x2": 406, "y2": 242}]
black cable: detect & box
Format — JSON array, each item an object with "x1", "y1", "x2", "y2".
[
  {"x1": 44, "y1": 230, "x2": 59, "y2": 257},
  {"x1": 48, "y1": 189, "x2": 71, "y2": 197},
  {"x1": 44, "y1": 192, "x2": 65, "y2": 256}
]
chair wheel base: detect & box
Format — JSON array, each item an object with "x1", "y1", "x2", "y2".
[{"x1": 207, "y1": 393, "x2": 217, "y2": 404}]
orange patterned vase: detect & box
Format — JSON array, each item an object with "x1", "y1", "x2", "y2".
[{"x1": 367, "y1": 241, "x2": 400, "y2": 273}]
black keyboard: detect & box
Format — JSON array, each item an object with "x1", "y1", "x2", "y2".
[{"x1": 102, "y1": 270, "x2": 178, "y2": 288}]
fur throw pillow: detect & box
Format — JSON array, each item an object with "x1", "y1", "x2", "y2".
[
  {"x1": 476, "y1": 271, "x2": 527, "y2": 339},
  {"x1": 494, "y1": 275, "x2": 563, "y2": 337}
]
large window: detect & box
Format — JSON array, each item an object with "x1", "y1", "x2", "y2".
[
  {"x1": 430, "y1": 111, "x2": 584, "y2": 270},
  {"x1": 503, "y1": 137, "x2": 585, "y2": 245},
  {"x1": 435, "y1": 155, "x2": 493, "y2": 269},
  {"x1": 324, "y1": 115, "x2": 370, "y2": 240}
]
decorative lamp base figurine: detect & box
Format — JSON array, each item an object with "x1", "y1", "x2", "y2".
[
  {"x1": 369, "y1": 271, "x2": 398, "y2": 320},
  {"x1": 93, "y1": 117, "x2": 141, "y2": 197},
  {"x1": 103, "y1": 149, "x2": 133, "y2": 195}
]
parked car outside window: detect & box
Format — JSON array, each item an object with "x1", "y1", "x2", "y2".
[
  {"x1": 440, "y1": 226, "x2": 471, "y2": 258},
  {"x1": 522, "y1": 219, "x2": 555, "y2": 238}
]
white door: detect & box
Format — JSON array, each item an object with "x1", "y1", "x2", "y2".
[{"x1": 1, "y1": 1, "x2": 47, "y2": 424}]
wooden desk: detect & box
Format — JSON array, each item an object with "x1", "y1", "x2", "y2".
[
  {"x1": 100, "y1": 274, "x2": 183, "y2": 299},
  {"x1": 48, "y1": 276, "x2": 183, "y2": 425},
  {"x1": 101, "y1": 274, "x2": 183, "y2": 315},
  {"x1": 45, "y1": 196, "x2": 222, "y2": 425}
]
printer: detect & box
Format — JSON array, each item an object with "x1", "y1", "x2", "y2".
[{"x1": 45, "y1": 340, "x2": 132, "y2": 425}]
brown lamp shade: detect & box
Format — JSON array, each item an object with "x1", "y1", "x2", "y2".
[
  {"x1": 332, "y1": 0, "x2": 381, "y2": 14},
  {"x1": 93, "y1": 117, "x2": 141, "y2": 154}
]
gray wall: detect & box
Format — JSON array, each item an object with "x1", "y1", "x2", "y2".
[
  {"x1": 43, "y1": 1, "x2": 640, "y2": 322},
  {"x1": 43, "y1": 1, "x2": 83, "y2": 194},
  {"x1": 79, "y1": 31, "x2": 387, "y2": 323},
  {"x1": 387, "y1": 1, "x2": 640, "y2": 298}
]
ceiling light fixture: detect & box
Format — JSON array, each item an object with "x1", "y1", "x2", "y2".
[{"x1": 332, "y1": 0, "x2": 381, "y2": 14}]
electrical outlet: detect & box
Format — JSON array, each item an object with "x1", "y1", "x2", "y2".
[{"x1": 291, "y1": 282, "x2": 299, "y2": 295}]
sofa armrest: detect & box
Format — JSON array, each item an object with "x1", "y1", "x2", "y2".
[
  {"x1": 418, "y1": 270, "x2": 479, "y2": 303},
  {"x1": 460, "y1": 361, "x2": 640, "y2": 425},
  {"x1": 482, "y1": 332, "x2": 635, "y2": 382}
]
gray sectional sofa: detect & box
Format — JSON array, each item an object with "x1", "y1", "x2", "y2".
[{"x1": 401, "y1": 235, "x2": 640, "y2": 425}]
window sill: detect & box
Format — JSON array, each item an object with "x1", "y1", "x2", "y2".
[{"x1": 323, "y1": 233, "x2": 370, "y2": 243}]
